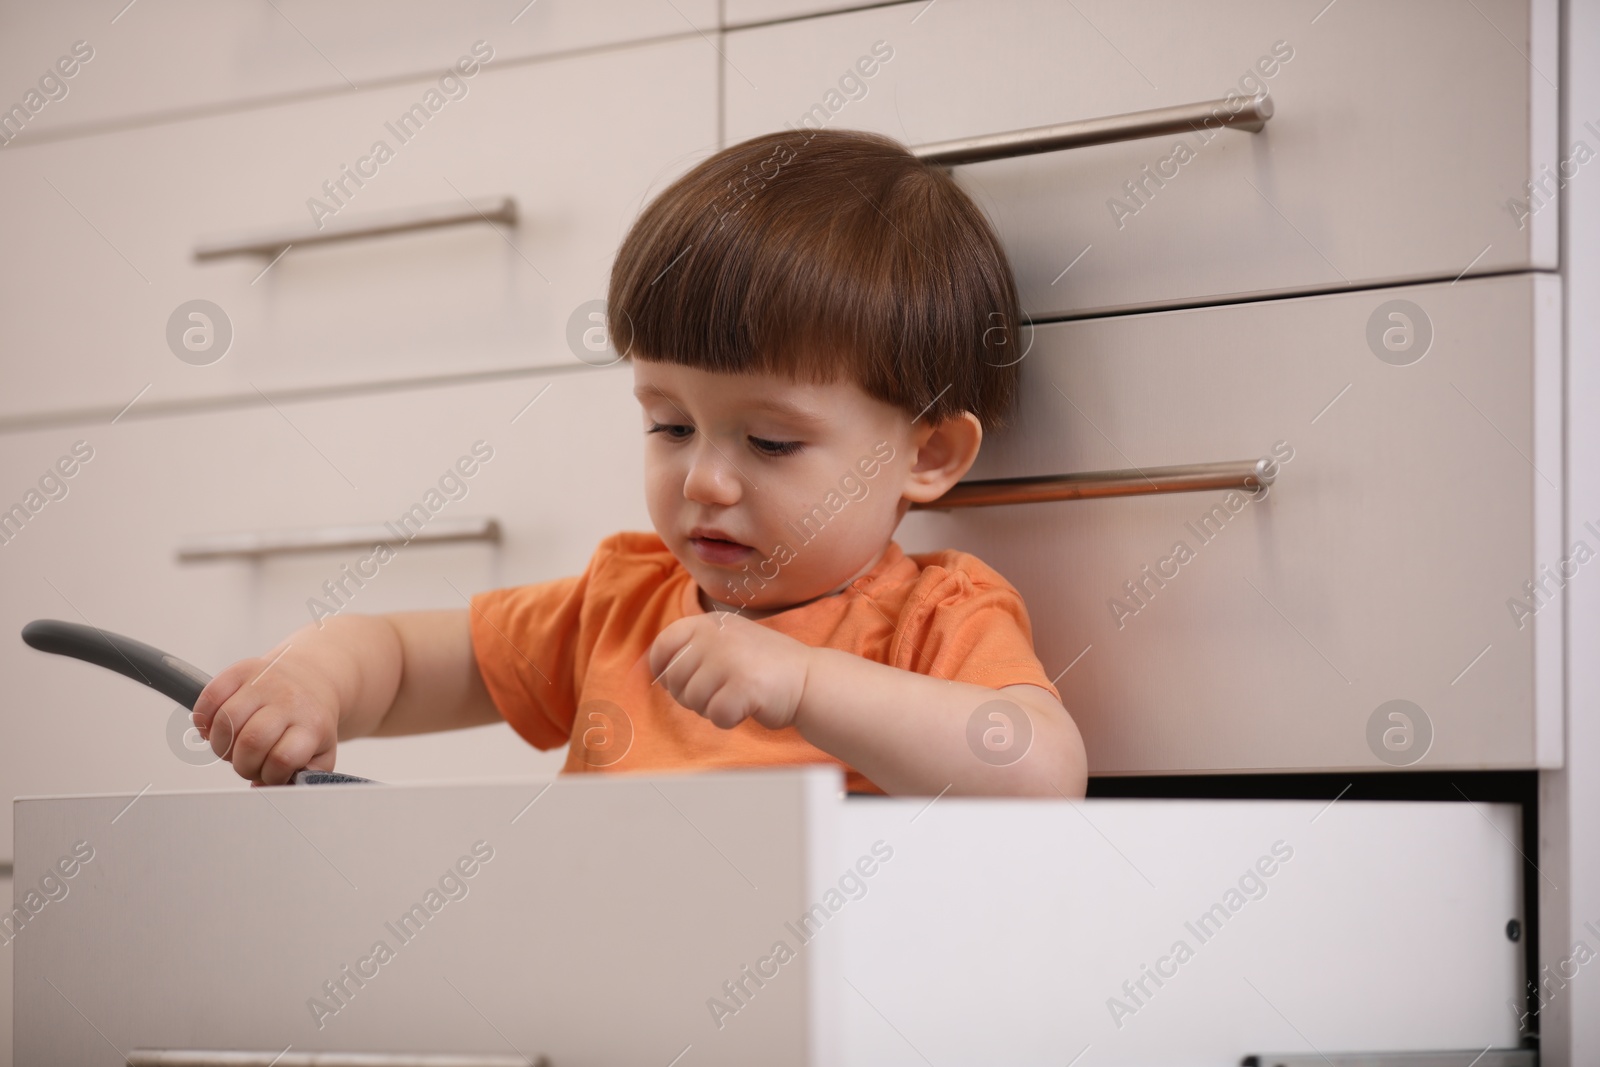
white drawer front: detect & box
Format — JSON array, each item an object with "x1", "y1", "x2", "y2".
[
  {"x1": 837, "y1": 797, "x2": 1523, "y2": 1065},
  {"x1": 0, "y1": 36, "x2": 715, "y2": 424},
  {"x1": 897, "y1": 273, "x2": 1563, "y2": 774},
  {"x1": 0, "y1": 0, "x2": 716, "y2": 138},
  {"x1": 0, "y1": 366, "x2": 648, "y2": 860},
  {"x1": 11, "y1": 778, "x2": 1522, "y2": 1065},
  {"x1": 12, "y1": 772, "x2": 841, "y2": 1066},
  {"x1": 724, "y1": 0, "x2": 1559, "y2": 317}
]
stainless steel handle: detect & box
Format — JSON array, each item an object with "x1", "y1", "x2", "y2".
[
  {"x1": 194, "y1": 196, "x2": 517, "y2": 260},
  {"x1": 128, "y1": 1053, "x2": 544, "y2": 1067},
  {"x1": 177, "y1": 516, "x2": 500, "y2": 562},
  {"x1": 913, "y1": 458, "x2": 1276, "y2": 510},
  {"x1": 911, "y1": 94, "x2": 1273, "y2": 166}
]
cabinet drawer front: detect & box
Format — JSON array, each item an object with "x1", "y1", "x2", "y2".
[
  {"x1": 13, "y1": 773, "x2": 837, "y2": 1065},
  {"x1": 0, "y1": 0, "x2": 716, "y2": 138},
  {"x1": 11, "y1": 783, "x2": 1524, "y2": 1065},
  {"x1": 724, "y1": 0, "x2": 1559, "y2": 317},
  {"x1": 0, "y1": 36, "x2": 715, "y2": 425},
  {"x1": 838, "y1": 797, "x2": 1524, "y2": 1065},
  {"x1": 898, "y1": 274, "x2": 1562, "y2": 773},
  {"x1": 0, "y1": 366, "x2": 648, "y2": 859}
]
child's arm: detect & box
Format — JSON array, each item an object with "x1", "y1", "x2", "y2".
[
  {"x1": 192, "y1": 610, "x2": 500, "y2": 785},
  {"x1": 793, "y1": 651, "x2": 1086, "y2": 798},
  {"x1": 649, "y1": 614, "x2": 1088, "y2": 798}
]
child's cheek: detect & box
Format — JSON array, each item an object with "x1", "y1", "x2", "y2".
[{"x1": 642, "y1": 459, "x2": 679, "y2": 531}]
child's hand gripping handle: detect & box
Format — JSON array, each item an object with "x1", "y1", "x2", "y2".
[
  {"x1": 20, "y1": 619, "x2": 374, "y2": 785},
  {"x1": 22, "y1": 618, "x2": 210, "y2": 709}
]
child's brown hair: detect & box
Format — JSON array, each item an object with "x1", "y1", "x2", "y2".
[{"x1": 607, "y1": 128, "x2": 1023, "y2": 430}]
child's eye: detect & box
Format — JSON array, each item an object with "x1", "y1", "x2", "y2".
[
  {"x1": 749, "y1": 435, "x2": 803, "y2": 457},
  {"x1": 648, "y1": 422, "x2": 693, "y2": 441}
]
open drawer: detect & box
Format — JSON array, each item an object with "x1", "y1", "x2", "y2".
[{"x1": 12, "y1": 769, "x2": 1524, "y2": 1065}]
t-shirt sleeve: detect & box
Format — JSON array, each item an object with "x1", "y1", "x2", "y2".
[
  {"x1": 469, "y1": 558, "x2": 597, "y2": 751},
  {"x1": 899, "y1": 571, "x2": 1061, "y2": 703}
]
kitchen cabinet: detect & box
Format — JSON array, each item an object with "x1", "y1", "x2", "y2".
[
  {"x1": 898, "y1": 273, "x2": 1562, "y2": 773},
  {"x1": 0, "y1": 0, "x2": 717, "y2": 138},
  {"x1": 0, "y1": 35, "x2": 716, "y2": 426},
  {"x1": 0, "y1": 366, "x2": 649, "y2": 860},
  {"x1": 725, "y1": 0, "x2": 1558, "y2": 318},
  {"x1": 12, "y1": 769, "x2": 1524, "y2": 1065}
]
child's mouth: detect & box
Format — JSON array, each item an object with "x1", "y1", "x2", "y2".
[{"x1": 689, "y1": 533, "x2": 754, "y2": 565}]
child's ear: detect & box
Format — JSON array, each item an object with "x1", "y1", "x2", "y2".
[{"x1": 902, "y1": 411, "x2": 984, "y2": 505}]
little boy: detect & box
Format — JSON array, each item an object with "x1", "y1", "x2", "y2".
[{"x1": 193, "y1": 129, "x2": 1087, "y2": 798}]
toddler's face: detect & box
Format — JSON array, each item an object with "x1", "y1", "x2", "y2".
[{"x1": 632, "y1": 360, "x2": 924, "y2": 617}]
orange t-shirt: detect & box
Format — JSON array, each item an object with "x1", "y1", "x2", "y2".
[{"x1": 468, "y1": 531, "x2": 1059, "y2": 794}]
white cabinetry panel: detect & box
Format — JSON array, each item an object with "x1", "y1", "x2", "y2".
[
  {"x1": 0, "y1": 1, "x2": 717, "y2": 137},
  {"x1": 0, "y1": 366, "x2": 648, "y2": 859},
  {"x1": 725, "y1": 0, "x2": 1558, "y2": 317},
  {"x1": 836, "y1": 796, "x2": 1523, "y2": 1066},
  {"x1": 898, "y1": 273, "x2": 1562, "y2": 774},
  {"x1": 11, "y1": 774, "x2": 1524, "y2": 1065},
  {"x1": 0, "y1": 36, "x2": 716, "y2": 424}
]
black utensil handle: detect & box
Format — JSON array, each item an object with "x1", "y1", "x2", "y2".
[
  {"x1": 21, "y1": 618, "x2": 380, "y2": 786},
  {"x1": 21, "y1": 619, "x2": 212, "y2": 710}
]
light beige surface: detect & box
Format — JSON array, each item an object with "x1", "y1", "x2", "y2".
[
  {"x1": 725, "y1": 0, "x2": 1559, "y2": 317},
  {"x1": 724, "y1": 0, "x2": 894, "y2": 27},
  {"x1": 1535, "y1": 2, "x2": 1600, "y2": 1063},
  {"x1": 1, "y1": 871, "x2": 11, "y2": 1067},
  {"x1": 0, "y1": 34, "x2": 718, "y2": 426},
  {"x1": 897, "y1": 273, "x2": 1562, "y2": 773},
  {"x1": 13, "y1": 770, "x2": 843, "y2": 1066},
  {"x1": 11, "y1": 776, "x2": 1522, "y2": 1065},
  {"x1": 0, "y1": 366, "x2": 648, "y2": 861},
  {"x1": 0, "y1": 0, "x2": 718, "y2": 138}
]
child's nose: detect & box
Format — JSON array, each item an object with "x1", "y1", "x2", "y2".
[{"x1": 682, "y1": 444, "x2": 744, "y2": 506}]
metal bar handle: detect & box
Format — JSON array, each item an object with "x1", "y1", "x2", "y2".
[
  {"x1": 194, "y1": 196, "x2": 517, "y2": 261},
  {"x1": 912, "y1": 94, "x2": 1273, "y2": 166},
  {"x1": 913, "y1": 457, "x2": 1276, "y2": 510},
  {"x1": 177, "y1": 516, "x2": 500, "y2": 563},
  {"x1": 128, "y1": 1053, "x2": 545, "y2": 1067}
]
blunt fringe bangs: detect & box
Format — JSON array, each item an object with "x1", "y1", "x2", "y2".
[{"x1": 607, "y1": 128, "x2": 1023, "y2": 429}]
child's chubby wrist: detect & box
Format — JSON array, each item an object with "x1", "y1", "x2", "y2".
[
  {"x1": 286, "y1": 615, "x2": 385, "y2": 734},
  {"x1": 789, "y1": 645, "x2": 850, "y2": 739}
]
